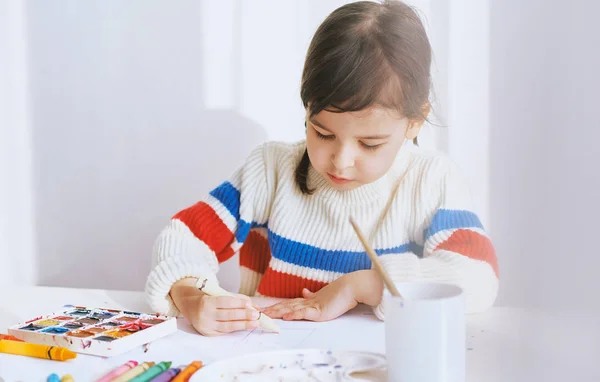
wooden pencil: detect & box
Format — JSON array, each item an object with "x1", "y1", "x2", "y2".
[{"x1": 349, "y1": 216, "x2": 403, "y2": 298}]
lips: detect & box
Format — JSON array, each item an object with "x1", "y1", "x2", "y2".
[{"x1": 327, "y1": 173, "x2": 353, "y2": 185}]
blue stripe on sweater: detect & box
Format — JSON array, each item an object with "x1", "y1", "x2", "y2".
[
  {"x1": 425, "y1": 209, "x2": 483, "y2": 240},
  {"x1": 268, "y1": 230, "x2": 423, "y2": 274},
  {"x1": 209, "y1": 182, "x2": 269, "y2": 243},
  {"x1": 209, "y1": 181, "x2": 241, "y2": 221}
]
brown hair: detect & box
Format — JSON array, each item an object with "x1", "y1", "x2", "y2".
[{"x1": 295, "y1": 0, "x2": 432, "y2": 194}]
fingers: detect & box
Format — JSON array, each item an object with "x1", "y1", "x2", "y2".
[
  {"x1": 192, "y1": 294, "x2": 261, "y2": 336},
  {"x1": 214, "y1": 308, "x2": 260, "y2": 322},
  {"x1": 261, "y1": 295, "x2": 322, "y2": 322},
  {"x1": 234, "y1": 293, "x2": 265, "y2": 311},
  {"x1": 262, "y1": 298, "x2": 321, "y2": 321},
  {"x1": 282, "y1": 306, "x2": 321, "y2": 321},
  {"x1": 212, "y1": 295, "x2": 252, "y2": 309},
  {"x1": 282, "y1": 305, "x2": 322, "y2": 321},
  {"x1": 215, "y1": 319, "x2": 260, "y2": 334},
  {"x1": 262, "y1": 299, "x2": 303, "y2": 318},
  {"x1": 193, "y1": 307, "x2": 260, "y2": 335},
  {"x1": 263, "y1": 307, "x2": 291, "y2": 319}
]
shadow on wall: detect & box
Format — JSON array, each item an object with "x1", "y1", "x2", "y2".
[
  {"x1": 35, "y1": 110, "x2": 266, "y2": 291},
  {"x1": 27, "y1": 1, "x2": 267, "y2": 292}
]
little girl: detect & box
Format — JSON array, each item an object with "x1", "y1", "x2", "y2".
[{"x1": 146, "y1": 0, "x2": 498, "y2": 336}]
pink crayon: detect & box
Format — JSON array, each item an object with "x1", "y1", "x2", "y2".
[
  {"x1": 96, "y1": 360, "x2": 139, "y2": 382},
  {"x1": 152, "y1": 368, "x2": 181, "y2": 382}
]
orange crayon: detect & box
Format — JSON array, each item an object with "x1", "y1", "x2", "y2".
[
  {"x1": 0, "y1": 334, "x2": 23, "y2": 342},
  {"x1": 171, "y1": 361, "x2": 203, "y2": 382},
  {"x1": 0, "y1": 339, "x2": 76, "y2": 361}
]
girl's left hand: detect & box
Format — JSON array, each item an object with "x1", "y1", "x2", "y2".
[{"x1": 261, "y1": 273, "x2": 359, "y2": 322}]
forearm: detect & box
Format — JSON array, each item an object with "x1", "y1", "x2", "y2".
[{"x1": 146, "y1": 218, "x2": 220, "y2": 315}]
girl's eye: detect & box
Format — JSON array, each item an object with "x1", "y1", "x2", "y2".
[
  {"x1": 315, "y1": 130, "x2": 334, "y2": 140},
  {"x1": 360, "y1": 142, "x2": 384, "y2": 151}
]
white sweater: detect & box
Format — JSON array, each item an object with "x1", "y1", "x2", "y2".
[{"x1": 146, "y1": 141, "x2": 499, "y2": 319}]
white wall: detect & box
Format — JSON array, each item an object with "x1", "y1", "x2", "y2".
[
  {"x1": 447, "y1": 0, "x2": 490, "y2": 228},
  {"x1": 490, "y1": 0, "x2": 600, "y2": 311},
  {"x1": 20, "y1": 0, "x2": 370, "y2": 292},
  {"x1": 26, "y1": 0, "x2": 263, "y2": 291},
  {"x1": 0, "y1": 0, "x2": 36, "y2": 286}
]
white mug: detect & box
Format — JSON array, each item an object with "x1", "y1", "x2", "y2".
[{"x1": 384, "y1": 282, "x2": 465, "y2": 382}]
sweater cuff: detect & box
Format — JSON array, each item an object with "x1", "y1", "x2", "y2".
[
  {"x1": 145, "y1": 255, "x2": 219, "y2": 316},
  {"x1": 371, "y1": 250, "x2": 499, "y2": 318}
]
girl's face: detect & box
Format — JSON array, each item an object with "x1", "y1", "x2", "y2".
[{"x1": 306, "y1": 106, "x2": 419, "y2": 191}]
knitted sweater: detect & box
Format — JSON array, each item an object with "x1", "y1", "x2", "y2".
[{"x1": 146, "y1": 141, "x2": 499, "y2": 319}]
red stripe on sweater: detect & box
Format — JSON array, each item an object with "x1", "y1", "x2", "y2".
[
  {"x1": 257, "y1": 269, "x2": 328, "y2": 298},
  {"x1": 239, "y1": 231, "x2": 271, "y2": 274},
  {"x1": 434, "y1": 229, "x2": 499, "y2": 277},
  {"x1": 173, "y1": 202, "x2": 235, "y2": 263}
]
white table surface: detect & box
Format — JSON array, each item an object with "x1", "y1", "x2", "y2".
[{"x1": 0, "y1": 286, "x2": 598, "y2": 382}]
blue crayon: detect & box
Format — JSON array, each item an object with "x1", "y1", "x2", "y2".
[{"x1": 47, "y1": 373, "x2": 60, "y2": 382}]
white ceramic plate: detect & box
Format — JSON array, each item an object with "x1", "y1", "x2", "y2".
[{"x1": 189, "y1": 348, "x2": 387, "y2": 381}]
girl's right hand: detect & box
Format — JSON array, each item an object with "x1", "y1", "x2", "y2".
[{"x1": 169, "y1": 278, "x2": 261, "y2": 336}]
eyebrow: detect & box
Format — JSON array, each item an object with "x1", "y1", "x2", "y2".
[{"x1": 309, "y1": 118, "x2": 392, "y2": 140}]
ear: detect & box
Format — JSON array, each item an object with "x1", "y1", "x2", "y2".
[
  {"x1": 405, "y1": 103, "x2": 431, "y2": 140},
  {"x1": 405, "y1": 120, "x2": 422, "y2": 140},
  {"x1": 305, "y1": 110, "x2": 311, "y2": 132}
]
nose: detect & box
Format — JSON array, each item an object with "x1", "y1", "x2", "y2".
[{"x1": 331, "y1": 144, "x2": 355, "y2": 171}]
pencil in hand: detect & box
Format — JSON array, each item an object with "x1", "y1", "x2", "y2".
[{"x1": 349, "y1": 216, "x2": 403, "y2": 298}]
